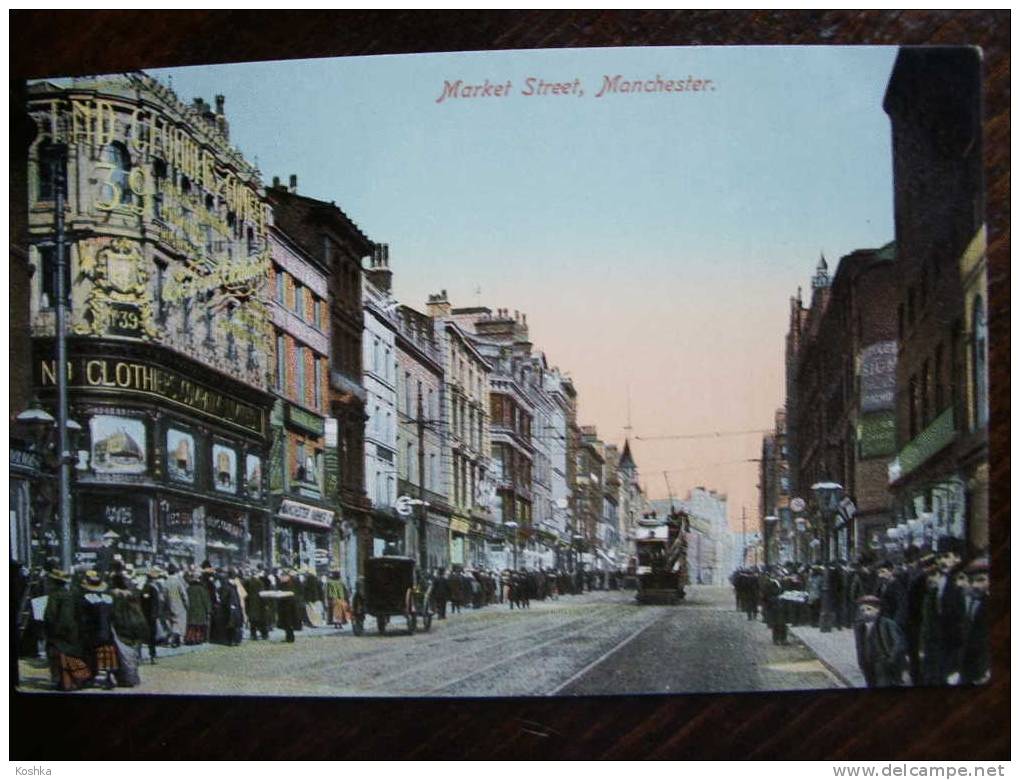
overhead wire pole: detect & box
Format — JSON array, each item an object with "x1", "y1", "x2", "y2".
[{"x1": 54, "y1": 144, "x2": 73, "y2": 572}]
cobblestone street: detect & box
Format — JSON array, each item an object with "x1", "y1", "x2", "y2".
[{"x1": 18, "y1": 586, "x2": 840, "y2": 697}]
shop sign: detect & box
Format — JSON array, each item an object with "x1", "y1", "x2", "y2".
[
  {"x1": 860, "y1": 341, "x2": 897, "y2": 413},
  {"x1": 38, "y1": 356, "x2": 265, "y2": 436},
  {"x1": 278, "y1": 499, "x2": 334, "y2": 529},
  {"x1": 206, "y1": 509, "x2": 247, "y2": 554},
  {"x1": 896, "y1": 407, "x2": 956, "y2": 480},
  {"x1": 10, "y1": 447, "x2": 43, "y2": 474},
  {"x1": 449, "y1": 517, "x2": 471, "y2": 535},
  {"x1": 858, "y1": 411, "x2": 896, "y2": 459},
  {"x1": 159, "y1": 500, "x2": 198, "y2": 556},
  {"x1": 286, "y1": 404, "x2": 325, "y2": 436},
  {"x1": 78, "y1": 493, "x2": 152, "y2": 552}
]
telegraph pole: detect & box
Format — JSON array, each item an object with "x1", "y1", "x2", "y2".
[
  {"x1": 54, "y1": 145, "x2": 73, "y2": 571},
  {"x1": 417, "y1": 385, "x2": 428, "y2": 586}
]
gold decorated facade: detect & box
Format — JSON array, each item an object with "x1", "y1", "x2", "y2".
[{"x1": 27, "y1": 73, "x2": 272, "y2": 389}]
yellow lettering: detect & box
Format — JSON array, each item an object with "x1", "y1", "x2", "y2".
[
  {"x1": 115, "y1": 362, "x2": 132, "y2": 388},
  {"x1": 86, "y1": 360, "x2": 105, "y2": 386},
  {"x1": 41, "y1": 360, "x2": 56, "y2": 386}
]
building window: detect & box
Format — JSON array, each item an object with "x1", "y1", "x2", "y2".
[
  {"x1": 37, "y1": 245, "x2": 68, "y2": 309},
  {"x1": 429, "y1": 453, "x2": 436, "y2": 492},
  {"x1": 36, "y1": 142, "x2": 67, "y2": 201},
  {"x1": 314, "y1": 358, "x2": 323, "y2": 410},
  {"x1": 295, "y1": 345, "x2": 305, "y2": 403},
  {"x1": 407, "y1": 442, "x2": 416, "y2": 484},
  {"x1": 101, "y1": 142, "x2": 134, "y2": 208},
  {"x1": 276, "y1": 333, "x2": 286, "y2": 392},
  {"x1": 921, "y1": 358, "x2": 931, "y2": 428},
  {"x1": 313, "y1": 297, "x2": 321, "y2": 329},
  {"x1": 294, "y1": 282, "x2": 304, "y2": 318},
  {"x1": 404, "y1": 372, "x2": 412, "y2": 415},
  {"x1": 972, "y1": 296, "x2": 988, "y2": 429},
  {"x1": 908, "y1": 374, "x2": 919, "y2": 440},
  {"x1": 276, "y1": 269, "x2": 285, "y2": 304}
]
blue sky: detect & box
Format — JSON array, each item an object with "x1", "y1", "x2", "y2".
[{"x1": 152, "y1": 46, "x2": 899, "y2": 520}]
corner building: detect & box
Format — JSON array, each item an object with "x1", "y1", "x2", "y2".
[{"x1": 26, "y1": 74, "x2": 275, "y2": 570}]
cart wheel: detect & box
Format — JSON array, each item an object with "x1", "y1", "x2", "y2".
[
  {"x1": 407, "y1": 612, "x2": 417, "y2": 634},
  {"x1": 377, "y1": 615, "x2": 387, "y2": 634}
]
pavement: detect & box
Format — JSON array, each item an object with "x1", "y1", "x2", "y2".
[{"x1": 788, "y1": 623, "x2": 866, "y2": 688}]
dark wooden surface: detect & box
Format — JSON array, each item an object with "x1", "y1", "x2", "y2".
[{"x1": 9, "y1": 10, "x2": 1009, "y2": 761}]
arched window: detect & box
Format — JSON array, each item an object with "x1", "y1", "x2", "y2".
[
  {"x1": 101, "y1": 142, "x2": 133, "y2": 207},
  {"x1": 972, "y1": 296, "x2": 988, "y2": 429}
]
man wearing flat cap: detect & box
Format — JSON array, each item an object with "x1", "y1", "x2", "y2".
[{"x1": 854, "y1": 594, "x2": 908, "y2": 687}]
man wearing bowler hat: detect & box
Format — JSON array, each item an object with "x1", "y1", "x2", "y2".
[{"x1": 932, "y1": 535, "x2": 969, "y2": 685}]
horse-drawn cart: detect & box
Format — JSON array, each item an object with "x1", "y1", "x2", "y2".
[{"x1": 350, "y1": 556, "x2": 433, "y2": 636}]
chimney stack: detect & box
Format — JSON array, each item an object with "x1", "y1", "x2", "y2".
[
  {"x1": 272, "y1": 176, "x2": 281, "y2": 189},
  {"x1": 289, "y1": 174, "x2": 298, "y2": 194},
  {"x1": 365, "y1": 243, "x2": 393, "y2": 294},
  {"x1": 215, "y1": 95, "x2": 225, "y2": 115}
]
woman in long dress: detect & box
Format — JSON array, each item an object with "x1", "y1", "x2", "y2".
[
  {"x1": 325, "y1": 569, "x2": 350, "y2": 627},
  {"x1": 79, "y1": 571, "x2": 119, "y2": 690},
  {"x1": 163, "y1": 563, "x2": 189, "y2": 648},
  {"x1": 44, "y1": 569, "x2": 91, "y2": 691},
  {"x1": 184, "y1": 573, "x2": 212, "y2": 645}
]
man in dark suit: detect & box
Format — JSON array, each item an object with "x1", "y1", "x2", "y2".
[
  {"x1": 876, "y1": 560, "x2": 909, "y2": 633},
  {"x1": 854, "y1": 595, "x2": 908, "y2": 687},
  {"x1": 431, "y1": 568, "x2": 449, "y2": 619},
  {"x1": 960, "y1": 557, "x2": 990, "y2": 685},
  {"x1": 933, "y1": 536, "x2": 968, "y2": 685}
]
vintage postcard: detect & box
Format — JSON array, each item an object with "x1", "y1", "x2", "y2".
[{"x1": 11, "y1": 45, "x2": 988, "y2": 698}]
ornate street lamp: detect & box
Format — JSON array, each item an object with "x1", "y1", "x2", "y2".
[
  {"x1": 14, "y1": 406, "x2": 83, "y2": 569},
  {"x1": 811, "y1": 481, "x2": 844, "y2": 633}
]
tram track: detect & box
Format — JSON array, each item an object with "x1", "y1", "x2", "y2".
[
  {"x1": 424, "y1": 607, "x2": 661, "y2": 696},
  {"x1": 327, "y1": 603, "x2": 624, "y2": 693},
  {"x1": 246, "y1": 597, "x2": 622, "y2": 682}
]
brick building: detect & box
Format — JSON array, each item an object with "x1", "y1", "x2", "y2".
[
  {"x1": 883, "y1": 47, "x2": 987, "y2": 555},
  {"x1": 266, "y1": 199, "x2": 335, "y2": 573},
  {"x1": 267, "y1": 184, "x2": 374, "y2": 581}
]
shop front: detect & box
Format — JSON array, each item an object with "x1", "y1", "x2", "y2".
[
  {"x1": 33, "y1": 340, "x2": 274, "y2": 571},
  {"x1": 274, "y1": 497, "x2": 335, "y2": 573}
]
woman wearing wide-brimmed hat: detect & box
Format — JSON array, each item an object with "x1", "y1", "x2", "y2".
[
  {"x1": 43, "y1": 569, "x2": 91, "y2": 691},
  {"x1": 78, "y1": 571, "x2": 119, "y2": 689}
]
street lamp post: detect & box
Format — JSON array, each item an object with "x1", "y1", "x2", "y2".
[
  {"x1": 764, "y1": 515, "x2": 778, "y2": 568},
  {"x1": 811, "y1": 481, "x2": 844, "y2": 634},
  {"x1": 505, "y1": 520, "x2": 518, "y2": 570},
  {"x1": 51, "y1": 144, "x2": 74, "y2": 572}
]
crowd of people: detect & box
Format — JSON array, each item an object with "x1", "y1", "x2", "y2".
[
  {"x1": 16, "y1": 556, "x2": 622, "y2": 692},
  {"x1": 15, "y1": 558, "x2": 356, "y2": 691},
  {"x1": 730, "y1": 535, "x2": 990, "y2": 689}
]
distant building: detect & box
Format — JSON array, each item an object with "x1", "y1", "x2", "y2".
[
  {"x1": 362, "y1": 244, "x2": 400, "y2": 557},
  {"x1": 787, "y1": 244, "x2": 899, "y2": 563},
  {"x1": 425, "y1": 293, "x2": 494, "y2": 568}
]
